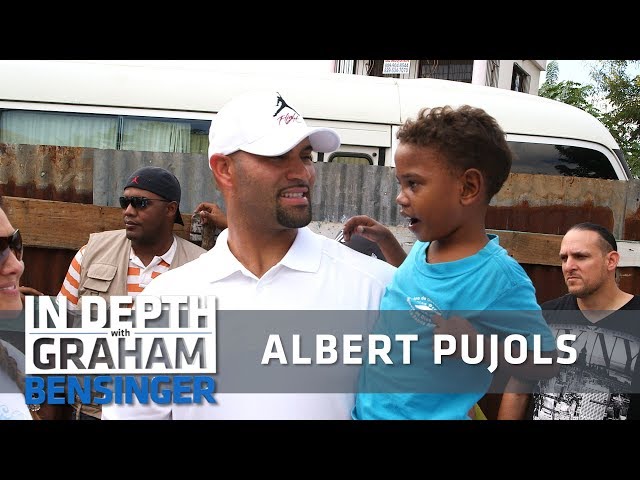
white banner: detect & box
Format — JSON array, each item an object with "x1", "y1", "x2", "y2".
[{"x1": 383, "y1": 60, "x2": 410, "y2": 74}]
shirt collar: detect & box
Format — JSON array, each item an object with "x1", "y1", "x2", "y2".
[
  {"x1": 130, "y1": 235, "x2": 177, "y2": 267},
  {"x1": 202, "y1": 227, "x2": 322, "y2": 283}
]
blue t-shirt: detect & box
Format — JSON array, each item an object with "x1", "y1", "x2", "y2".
[{"x1": 354, "y1": 235, "x2": 556, "y2": 420}]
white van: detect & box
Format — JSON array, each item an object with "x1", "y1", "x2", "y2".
[{"x1": 0, "y1": 60, "x2": 631, "y2": 180}]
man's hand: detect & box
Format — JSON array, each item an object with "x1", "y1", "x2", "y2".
[
  {"x1": 19, "y1": 285, "x2": 44, "y2": 304},
  {"x1": 194, "y1": 202, "x2": 228, "y2": 230}
]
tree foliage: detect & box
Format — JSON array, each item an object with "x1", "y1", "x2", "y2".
[
  {"x1": 590, "y1": 60, "x2": 640, "y2": 177},
  {"x1": 538, "y1": 60, "x2": 640, "y2": 178}
]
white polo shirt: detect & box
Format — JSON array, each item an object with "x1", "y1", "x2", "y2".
[{"x1": 102, "y1": 227, "x2": 396, "y2": 420}]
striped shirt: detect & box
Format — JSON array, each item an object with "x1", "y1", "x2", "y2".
[{"x1": 57, "y1": 238, "x2": 178, "y2": 312}]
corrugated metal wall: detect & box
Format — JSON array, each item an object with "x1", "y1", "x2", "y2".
[
  {"x1": 0, "y1": 144, "x2": 93, "y2": 295},
  {"x1": 1, "y1": 144, "x2": 639, "y2": 302}
]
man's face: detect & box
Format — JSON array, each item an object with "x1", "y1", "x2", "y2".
[
  {"x1": 560, "y1": 229, "x2": 612, "y2": 298},
  {"x1": 121, "y1": 187, "x2": 174, "y2": 245},
  {"x1": 231, "y1": 138, "x2": 316, "y2": 230}
]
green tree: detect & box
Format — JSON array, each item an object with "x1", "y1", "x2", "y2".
[
  {"x1": 538, "y1": 61, "x2": 602, "y2": 120},
  {"x1": 590, "y1": 60, "x2": 640, "y2": 177},
  {"x1": 539, "y1": 60, "x2": 640, "y2": 178}
]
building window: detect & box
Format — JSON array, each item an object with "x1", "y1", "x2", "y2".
[
  {"x1": 335, "y1": 60, "x2": 355, "y2": 74},
  {"x1": 511, "y1": 64, "x2": 530, "y2": 93},
  {"x1": 417, "y1": 60, "x2": 473, "y2": 82},
  {"x1": 487, "y1": 60, "x2": 500, "y2": 87}
]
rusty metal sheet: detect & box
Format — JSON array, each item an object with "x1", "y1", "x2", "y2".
[
  {"x1": 487, "y1": 202, "x2": 615, "y2": 236},
  {"x1": 92, "y1": 149, "x2": 219, "y2": 215},
  {"x1": 21, "y1": 247, "x2": 76, "y2": 296},
  {"x1": 0, "y1": 143, "x2": 93, "y2": 203},
  {"x1": 623, "y1": 180, "x2": 640, "y2": 240},
  {"x1": 492, "y1": 173, "x2": 627, "y2": 237}
]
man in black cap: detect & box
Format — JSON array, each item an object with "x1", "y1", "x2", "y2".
[{"x1": 56, "y1": 166, "x2": 206, "y2": 420}]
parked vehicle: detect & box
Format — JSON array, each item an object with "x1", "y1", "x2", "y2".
[{"x1": 0, "y1": 60, "x2": 631, "y2": 180}]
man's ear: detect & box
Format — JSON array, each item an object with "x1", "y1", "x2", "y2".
[
  {"x1": 459, "y1": 168, "x2": 484, "y2": 205},
  {"x1": 606, "y1": 250, "x2": 620, "y2": 272},
  {"x1": 166, "y1": 201, "x2": 179, "y2": 222},
  {"x1": 210, "y1": 153, "x2": 233, "y2": 190}
]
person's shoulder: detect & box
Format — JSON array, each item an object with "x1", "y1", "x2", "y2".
[
  {"x1": 146, "y1": 252, "x2": 211, "y2": 293},
  {"x1": 89, "y1": 229, "x2": 126, "y2": 240},
  {"x1": 484, "y1": 236, "x2": 532, "y2": 284},
  {"x1": 175, "y1": 235, "x2": 207, "y2": 256},
  {"x1": 623, "y1": 295, "x2": 640, "y2": 310},
  {"x1": 316, "y1": 233, "x2": 397, "y2": 281},
  {"x1": 541, "y1": 294, "x2": 576, "y2": 311}
]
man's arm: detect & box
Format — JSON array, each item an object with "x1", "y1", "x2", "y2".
[{"x1": 497, "y1": 377, "x2": 535, "y2": 420}]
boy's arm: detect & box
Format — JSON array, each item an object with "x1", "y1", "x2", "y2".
[{"x1": 342, "y1": 215, "x2": 407, "y2": 267}]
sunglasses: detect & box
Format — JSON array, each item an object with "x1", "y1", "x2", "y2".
[
  {"x1": 119, "y1": 196, "x2": 173, "y2": 210},
  {"x1": 0, "y1": 229, "x2": 23, "y2": 264}
]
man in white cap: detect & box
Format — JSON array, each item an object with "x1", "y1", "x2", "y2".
[{"x1": 102, "y1": 90, "x2": 397, "y2": 420}]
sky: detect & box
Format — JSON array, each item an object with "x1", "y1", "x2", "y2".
[{"x1": 539, "y1": 60, "x2": 640, "y2": 87}]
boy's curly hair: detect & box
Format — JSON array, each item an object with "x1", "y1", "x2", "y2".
[{"x1": 397, "y1": 105, "x2": 513, "y2": 202}]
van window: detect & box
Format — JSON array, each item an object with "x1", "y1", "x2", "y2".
[
  {"x1": 0, "y1": 109, "x2": 210, "y2": 154},
  {"x1": 328, "y1": 153, "x2": 373, "y2": 165},
  {"x1": 508, "y1": 141, "x2": 618, "y2": 180}
]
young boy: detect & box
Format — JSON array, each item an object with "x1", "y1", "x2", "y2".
[{"x1": 343, "y1": 105, "x2": 558, "y2": 420}]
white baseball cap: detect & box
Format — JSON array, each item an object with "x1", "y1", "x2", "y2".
[{"x1": 207, "y1": 90, "x2": 340, "y2": 164}]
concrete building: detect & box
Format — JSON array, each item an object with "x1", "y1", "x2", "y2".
[{"x1": 333, "y1": 60, "x2": 547, "y2": 95}]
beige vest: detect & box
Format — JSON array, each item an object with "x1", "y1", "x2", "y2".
[
  {"x1": 78, "y1": 229, "x2": 205, "y2": 304},
  {"x1": 72, "y1": 229, "x2": 205, "y2": 419}
]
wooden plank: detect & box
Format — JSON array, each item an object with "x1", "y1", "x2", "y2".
[
  {"x1": 2, "y1": 196, "x2": 192, "y2": 250},
  {"x1": 308, "y1": 223, "x2": 640, "y2": 268},
  {"x1": 3, "y1": 196, "x2": 640, "y2": 268},
  {"x1": 488, "y1": 230, "x2": 640, "y2": 267},
  {"x1": 617, "y1": 241, "x2": 640, "y2": 268},
  {"x1": 487, "y1": 229, "x2": 562, "y2": 266}
]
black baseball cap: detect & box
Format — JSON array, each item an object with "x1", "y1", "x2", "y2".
[{"x1": 123, "y1": 166, "x2": 184, "y2": 225}]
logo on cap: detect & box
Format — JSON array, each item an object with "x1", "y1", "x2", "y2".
[
  {"x1": 273, "y1": 92, "x2": 298, "y2": 117},
  {"x1": 131, "y1": 176, "x2": 140, "y2": 184}
]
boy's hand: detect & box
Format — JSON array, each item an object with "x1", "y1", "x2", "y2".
[
  {"x1": 342, "y1": 215, "x2": 390, "y2": 243},
  {"x1": 342, "y1": 215, "x2": 407, "y2": 267}
]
